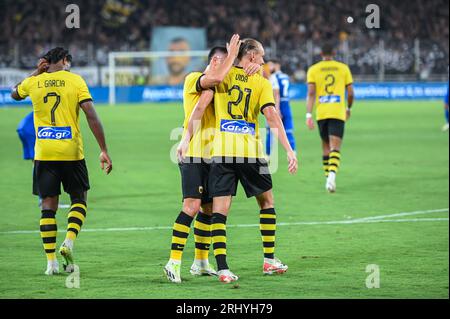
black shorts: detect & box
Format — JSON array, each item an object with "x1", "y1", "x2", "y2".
[
  {"x1": 318, "y1": 119, "x2": 345, "y2": 142},
  {"x1": 179, "y1": 157, "x2": 212, "y2": 204},
  {"x1": 209, "y1": 157, "x2": 273, "y2": 198},
  {"x1": 33, "y1": 160, "x2": 90, "y2": 198}
]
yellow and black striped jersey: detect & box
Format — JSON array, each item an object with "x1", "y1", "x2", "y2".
[
  {"x1": 182, "y1": 72, "x2": 215, "y2": 159},
  {"x1": 307, "y1": 60, "x2": 353, "y2": 121},
  {"x1": 212, "y1": 66, "x2": 275, "y2": 159},
  {"x1": 17, "y1": 71, "x2": 92, "y2": 161}
]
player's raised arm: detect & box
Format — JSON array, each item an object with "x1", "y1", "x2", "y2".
[
  {"x1": 11, "y1": 58, "x2": 49, "y2": 101},
  {"x1": 80, "y1": 101, "x2": 112, "y2": 174},
  {"x1": 263, "y1": 106, "x2": 298, "y2": 174},
  {"x1": 177, "y1": 89, "x2": 214, "y2": 162},
  {"x1": 305, "y1": 83, "x2": 316, "y2": 130},
  {"x1": 198, "y1": 34, "x2": 241, "y2": 89}
]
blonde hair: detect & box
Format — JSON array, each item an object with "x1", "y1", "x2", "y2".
[{"x1": 237, "y1": 38, "x2": 263, "y2": 60}]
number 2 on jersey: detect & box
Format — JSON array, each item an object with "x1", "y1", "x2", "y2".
[
  {"x1": 325, "y1": 74, "x2": 335, "y2": 95},
  {"x1": 228, "y1": 85, "x2": 252, "y2": 120},
  {"x1": 43, "y1": 92, "x2": 61, "y2": 126}
]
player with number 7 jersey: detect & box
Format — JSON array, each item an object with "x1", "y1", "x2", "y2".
[
  {"x1": 11, "y1": 47, "x2": 112, "y2": 277},
  {"x1": 18, "y1": 65, "x2": 91, "y2": 161}
]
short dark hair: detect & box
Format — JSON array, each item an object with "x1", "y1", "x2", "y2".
[
  {"x1": 237, "y1": 38, "x2": 262, "y2": 60},
  {"x1": 42, "y1": 47, "x2": 72, "y2": 64},
  {"x1": 321, "y1": 43, "x2": 335, "y2": 56},
  {"x1": 208, "y1": 46, "x2": 227, "y2": 63},
  {"x1": 267, "y1": 58, "x2": 280, "y2": 64},
  {"x1": 171, "y1": 37, "x2": 188, "y2": 44}
]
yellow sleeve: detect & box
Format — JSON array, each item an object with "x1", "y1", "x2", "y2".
[
  {"x1": 17, "y1": 77, "x2": 31, "y2": 99},
  {"x1": 259, "y1": 79, "x2": 276, "y2": 113},
  {"x1": 77, "y1": 76, "x2": 93, "y2": 103},
  {"x1": 345, "y1": 66, "x2": 353, "y2": 86},
  {"x1": 185, "y1": 72, "x2": 204, "y2": 95},
  {"x1": 306, "y1": 67, "x2": 316, "y2": 84}
]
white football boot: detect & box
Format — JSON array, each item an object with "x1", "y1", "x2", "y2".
[
  {"x1": 218, "y1": 269, "x2": 239, "y2": 283},
  {"x1": 326, "y1": 172, "x2": 336, "y2": 193},
  {"x1": 164, "y1": 260, "x2": 182, "y2": 283},
  {"x1": 44, "y1": 260, "x2": 59, "y2": 276},
  {"x1": 190, "y1": 260, "x2": 217, "y2": 276},
  {"x1": 263, "y1": 257, "x2": 288, "y2": 275},
  {"x1": 59, "y1": 241, "x2": 75, "y2": 273}
]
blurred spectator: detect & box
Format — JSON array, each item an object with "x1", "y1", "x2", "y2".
[{"x1": 0, "y1": 0, "x2": 448, "y2": 80}]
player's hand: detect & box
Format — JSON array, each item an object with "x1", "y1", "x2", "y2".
[
  {"x1": 244, "y1": 62, "x2": 261, "y2": 76},
  {"x1": 306, "y1": 117, "x2": 315, "y2": 130},
  {"x1": 346, "y1": 108, "x2": 351, "y2": 121},
  {"x1": 287, "y1": 151, "x2": 298, "y2": 175},
  {"x1": 100, "y1": 151, "x2": 113, "y2": 174},
  {"x1": 36, "y1": 58, "x2": 49, "y2": 74},
  {"x1": 226, "y1": 34, "x2": 242, "y2": 59},
  {"x1": 177, "y1": 139, "x2": 189, "y2": 163}
]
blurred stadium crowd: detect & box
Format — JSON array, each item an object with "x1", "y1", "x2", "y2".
[{"x1": 0, "y1": 0, "x2": 448, "y2": 81}]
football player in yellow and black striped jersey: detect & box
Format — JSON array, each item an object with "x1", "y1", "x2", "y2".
[
  {"x1": 179, "y1": 38, "x2": 298, "y2": 283},
  {"x1": 306, "y1": 43, "x2": 355, "y2": 193},
  {"x1": 164, "y1": 35, "x2": 250, "y2": 283},
  {"x1": 11, "y1": 48, "x2": 112, "y2": 276}
]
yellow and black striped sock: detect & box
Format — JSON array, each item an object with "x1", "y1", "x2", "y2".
[
  {"x1": 40, "y1": 209, "x2": 57, "y2": 261},
  {"x1": 194, "y1": 212, "x2": 212, "y2": 261},
  {"x1": 323, "y1": 155, "x2": 330, "y2": 177},
  {"x1": 66, "y1": 200, "x2": 87, "y2": 242},
  {"x1": 260, "y1": 208, "x2": 276, "y2": 259},
  {"x1": 329, "y1": 150, "x2": 341, "y2": 174},
  {"x1": 169, "y1": 212, "x2": 193, "y2": 262},
  {"x1": 211, "y1": 213, "x2": 228, "y2": 271}
]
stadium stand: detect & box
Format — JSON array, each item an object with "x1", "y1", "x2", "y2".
[{"x1": 0, "y1": 0, "x2": 448, "y2": 80}]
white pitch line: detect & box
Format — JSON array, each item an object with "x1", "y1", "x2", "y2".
[
  {"x1": 349, "y1": 208, "x2": 449, "y2": 222},
  {"x1": 0, "y1": 208, "x2": 447, "y2": 235}
]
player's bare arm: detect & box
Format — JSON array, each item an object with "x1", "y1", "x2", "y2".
[
  {"x1": 306, "y1": 83, "x2": 316, "y2": 130},
  {"x1": 346, "y1": 84, "x2": 355, "y2": 120},
  {"x1": 11, "y1": 58, "x2": 49, "y2": 101},
  {"x1": 80, "y1": 101, "x2": 113, "y2": 174},
  {"x1": 199, "y1": 34, "x2": 241, "y2": 89},
  {"x1": 177, "y1": 89, "x2": 214, "y2": 161},
  {"x1": 273, "y1": 88, "x2": 281, "y2": 118},
  {"x1": 263, "y1": 105, "x2": 298, "y2": 174}
]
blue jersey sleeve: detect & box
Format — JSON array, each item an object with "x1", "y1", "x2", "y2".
[{"x1": 17, "y1": 112, "x2": 35, "y2": 135}]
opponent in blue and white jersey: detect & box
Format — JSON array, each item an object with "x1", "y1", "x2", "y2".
[
  {"x1": 17, "y1": 111, "x2": 36, "y2": 160},
  {"x1": 266, "y1": 59, "x2": 296, "y2": 156}
]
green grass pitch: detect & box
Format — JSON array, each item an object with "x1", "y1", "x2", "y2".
[{"x1": 0, "y1": 100, "x2": 448, "y2": 299}]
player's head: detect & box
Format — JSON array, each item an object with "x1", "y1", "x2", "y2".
[
  {"x1": 267, "y1": 58, "x2": 281, "y2": 74},
  {"x1": 43, "y1": 47, "x2": 72, "y2": 70},
  {"x1": 167, "y1": 37, "x2": 191, "y2": 76},
  {"x1": 321, "y1": 42, "x2": 336, "y2": 59},
  {"x1": 207, "y1": 46, "x2": 228, "y2": 70},
  {"x1": 237, "y1": 38, "x2": 265, "y2": 66}
]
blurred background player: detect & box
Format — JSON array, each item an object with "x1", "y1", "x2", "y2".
[
  {"x1": 16, "y1": 111, "x2": 45, "y2": 208},
  {"x1": 306, "y1": 43, "x2": 354, "y2": 193},
  {"x1": 443, "y1": 83, "x2": 449, "y2": 132},
  {"x1": 265, "y1": 58, "x2": 296, "y2": 157},
  {"x1": 17, "y1": 111, "x2": 35, "y2": 163},
  {"x1": 11, "y1": 47, "x2": 113, "y2": 276}
]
